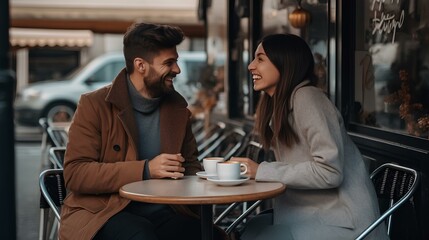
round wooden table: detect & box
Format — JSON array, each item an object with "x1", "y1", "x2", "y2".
[{"x1": 120, "y1": 176, "x2": 286, "y2": 240}]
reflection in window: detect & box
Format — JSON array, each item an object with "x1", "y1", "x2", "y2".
[
  {"x1": 27, "y1": 49, "x2": 80, "y2": 84},
  {"x1": 189, "y1": 0, "x2": 227, "y2": 123},
  {"x1": 262, "y1": 1, "x2": 329, "y2": 94},
  {"x1": 353, "y1": 0, "x2": 429, "y2": 139}
]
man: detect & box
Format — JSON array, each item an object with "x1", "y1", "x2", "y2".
[{"x1": 59, "y1": 23, "x2": 225, "y2": 240}]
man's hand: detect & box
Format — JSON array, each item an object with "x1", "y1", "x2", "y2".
[{"x1": 148, "y1": 153, "x2": 185, "y2": 179}]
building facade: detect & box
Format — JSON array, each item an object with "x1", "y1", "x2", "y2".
[
  {"x1": 201, "y1": 1, "x2": 428, "y2": 239},
  {"x1": 10, "y1": 0, "x2": 205, "y2": 90}
]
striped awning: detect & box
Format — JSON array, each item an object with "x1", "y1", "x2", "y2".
[{"x1": 10, "y1": 28, "x2": 93, "y2": 47}]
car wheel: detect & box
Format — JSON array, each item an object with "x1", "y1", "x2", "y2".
[{"x1": 45, "y1": 103, "x2": 75, "y2": 124}]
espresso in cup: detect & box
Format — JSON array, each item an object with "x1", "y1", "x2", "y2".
[
  {"x1": 216, "y1": 161, "x2": 248, "y2": 180},
  {"x1": 203, "y1": 157, "x2": 225, "y2": 176}
]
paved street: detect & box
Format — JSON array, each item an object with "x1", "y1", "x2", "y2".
[{"x1": 15, "y1": 125, "x2": 44, "y2": 240}]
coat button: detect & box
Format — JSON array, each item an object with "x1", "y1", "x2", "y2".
[{"x1": 113, "y1": 145, "x2": 121, "y2": 151}]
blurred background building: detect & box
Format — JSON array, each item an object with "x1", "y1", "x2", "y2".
[{"x1": 10, "y1": 0, "x2": 205, "y2": 91}]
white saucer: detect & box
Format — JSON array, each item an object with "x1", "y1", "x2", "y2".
[
  {"x1": 196, "y1": 171, "x2": 217, "y2": 179},
  {"x1": 206, "y1": 176, "x2": 250, "y2": 186}
]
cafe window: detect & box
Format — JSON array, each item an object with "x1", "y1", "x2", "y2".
[
  {"x1": 202, "y1": 0, "x2": 251, "y2": 118},
  {"x1": 353, "y1": 0, "x2": 429, "y2": 140},
  {"x1": 202, "y1": 0, "x2": 228, "y2": 115},
  {"x1": 261, "y1": 0, "x2": 330, "y2": 94},
  {"x1": 28, "y1": 49, "x2": 80, "y2": 84}
]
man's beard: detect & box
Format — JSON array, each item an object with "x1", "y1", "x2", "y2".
[{"x1": 144, "y1": 71, "x2": 175, "y2": 97}]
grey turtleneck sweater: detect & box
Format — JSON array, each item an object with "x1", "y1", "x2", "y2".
[
  {"x1": 127, "y1": 77, "x2": 162, "y2": 178},
  {"x1": 126, "y1": 76, "x2": 168, "y2": 214}
]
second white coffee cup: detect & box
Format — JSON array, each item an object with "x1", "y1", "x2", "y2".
[
  {"x1": 216, "y1": 161, "x2": 248, "y2": 180},
  {"x1": 203, "y1": 157, "x2": 225, "y2": 176}
]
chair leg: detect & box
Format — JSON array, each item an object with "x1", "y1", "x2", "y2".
[
  {"x1": 387, "y1": 199, "x2": 394, "y2": 236},
  {"x1": 48, "y1": 219, "x2": 59, "y2": 240},
  {"x1": 226, "y1": 200, "x2": 263, "y2": 234},
  {"x1": 42, "y1": 209, "x2": 57, "y2": 240},
  {"x1": 214, "y1": 202, "x2": 241, "y2": 225},
  {"x1": 39, "y1": 208, "x2": 49, "y2": 240},
  {"x1": 242, "y1": 202, "x2": 248, "y2": 222},
  {"x1": 41, "y1": 144, "x2": 53, "y2": 169},
  {"x1": 40, "y1": 133, "x2": 48, "y2": 165}
]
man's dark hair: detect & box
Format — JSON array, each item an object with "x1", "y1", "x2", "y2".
[{"x1": 123, "y1": 22, "x2": 185, "y2": 73}]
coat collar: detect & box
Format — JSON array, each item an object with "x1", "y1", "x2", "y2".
[
  {"x1": 105, "y1": 68, "x2": 132, "y2": 111},
  {"x1": 105, "y1": 69, "x2": 139, "y2": 150},
  {"x1": 289, "y1": 80, "x2": 311, "y2": 110},
  {"x1": 105, "y1": 68, "x2": 190, "y2": 155}
]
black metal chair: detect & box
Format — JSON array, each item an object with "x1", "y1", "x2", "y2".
[
  {"x1": 39, "y1": 118, "x2": 54, "y2": 167},
  {"x1": 198, "y1": 127, "x2": 247, "y2": 161},
  {"x1": 47, "y1": 126, "x2": 69, "y2": 147},
  {"x1": 49, "y1": 146, "x2": 66, "y2": 169},
  {"x1": 191, "y1": 118, "x2": 205, "y2": 134},
  {"x1": 39, "y1": 169, "x2": 66, "y2": 240},
  {"x1": 356, "y1": 162, "x2": 420, "y2": 240},
  {"x1": 196, "y1": 121, "x2": 226, "y2": 152}
]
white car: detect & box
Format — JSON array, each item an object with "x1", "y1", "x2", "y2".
[{"x1": 14, "y1": 51, "x2": 206, "y2": 126}]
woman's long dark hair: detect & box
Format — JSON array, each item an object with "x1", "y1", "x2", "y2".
[{"x1": 254, "y1": 34, "x2": 317, "y2": 149}]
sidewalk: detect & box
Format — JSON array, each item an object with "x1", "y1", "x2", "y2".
[
  {"x1": 16, "y1": 141, "x2": 43, "y2": 240},
  {"x1": 15, "y1": 123, "x2": 49, "y2": 239}
]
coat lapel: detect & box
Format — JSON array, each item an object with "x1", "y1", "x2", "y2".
[
  {"x1": 106, "y1": 68, "x2": 190, "y2": 156},
  {"x1": 289, "y1": 80, "x2": 311, "y2": 111},
  {"x1": 105, "y1": 68, "x2": 139, "y2": 154},
  {"x1": 159, "y1": 94, "x2": 189, "y2": 154}
]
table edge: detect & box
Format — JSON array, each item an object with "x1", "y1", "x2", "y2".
[{"x1": 119, "y1": 181, "x2": 286, "y2": 205}]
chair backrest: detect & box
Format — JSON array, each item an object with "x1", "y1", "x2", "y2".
[
  {"x1": 39, "y1": 117, "x2": 49, "y2": 132},
  {"x1": 39, "y1": 169, "x2": 66, "y2": 220},
  {"x1": 191, "y1": 118, "x2": 205, "y2": 135},
  {"x1": 356, "y1": 163, "x2": 420, "y2": 240},
  {"x1": 196, "y1": 121, "x2": 226, "y2": 152},
  {"x1": 235, "y1": 140, "x2": 264, "y2": 163},
  {"x1": 40, "y1": 117, "x2": 58, "y2": 149},
  {"x1": 234, "y1": 137, "x2": 276, "y2": 164},
  {"x1": 49, "y1": 146, "x2": 66, "y2": 169},
  {"x1": 198, "y1": 128, "x2": 247, "y2": 161},
  {"x1": 47, "y1": 126, "x2": 69, "y2": 147}
]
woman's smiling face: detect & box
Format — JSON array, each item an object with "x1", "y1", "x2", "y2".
[{"x1": 248, "y1": 43, "x2": 280, "y2": 96}]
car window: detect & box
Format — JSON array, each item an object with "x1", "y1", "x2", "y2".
[
  {"x1": 87, "y1": 60, "x2": 125, "y2": 83},
  {"x1": 63, "y1": 64, "x2": 86, "y2": 80}
]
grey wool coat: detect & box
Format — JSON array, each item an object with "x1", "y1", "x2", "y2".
[{"x1": 253, "y1": 81, "x2": 389, "y2": 240}]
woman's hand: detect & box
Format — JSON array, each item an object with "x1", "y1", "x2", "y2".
[{"x1": 230, "y1": 157, "x2": 259, "y2": 179}]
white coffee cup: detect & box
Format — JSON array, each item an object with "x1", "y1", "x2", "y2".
[
  {"x1": 216, "y1": 161, "x2": 248, "y2": 180},
  {"x1": 203, "y1": 157, "x2": 225, "y2": 175}
]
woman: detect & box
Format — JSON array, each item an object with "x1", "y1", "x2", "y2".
[{"x1": 232, "y1": 34, "x2": 388, "y2": 240}]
